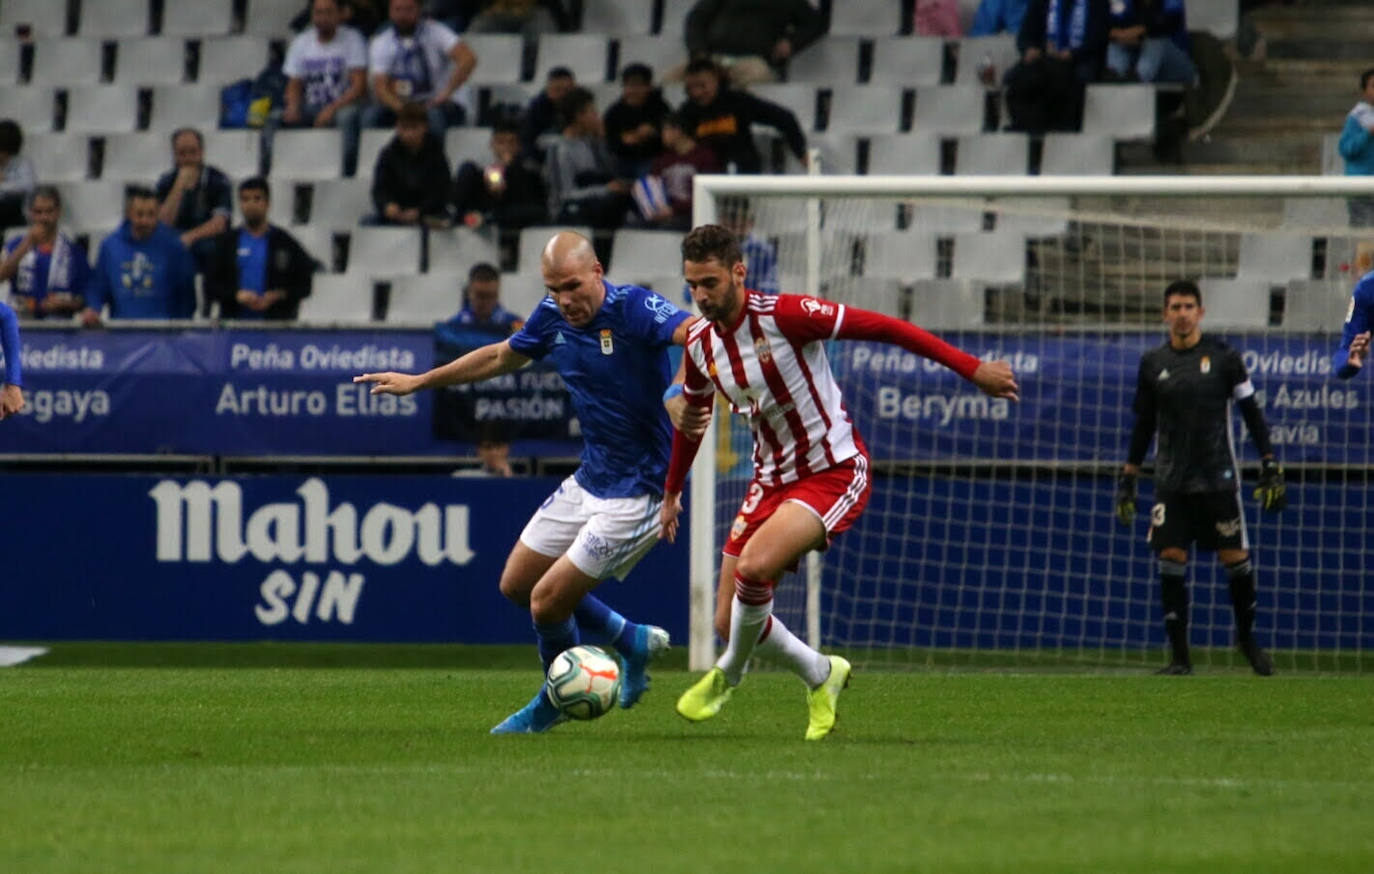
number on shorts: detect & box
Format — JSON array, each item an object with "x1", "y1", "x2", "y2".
[
  {"x1": 1150, "y1": 503, "x2": 1166, "y2": 527},
  {"x1": 740, "y1": 482, "x2": 764, "y2": 515}
]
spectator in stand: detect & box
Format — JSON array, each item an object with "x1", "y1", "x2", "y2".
[
  {"x1": 682, "y1": 0, "x2": 827, "y2": 86},
  {"x1": 83, "y1": 187, "x2": 196, "y2": 325},
  {"x1": 155, "y1": 128, "x2": 232, "y2": 275},
  {"x1": 604, "y1": 63, "x2": 673, "y2": 178},
  {"x1": 440, "y1": 262, "x2": 525, "y2": 335},
  {"x1": 207, "y1": 178, "x2": 318, "y2": 320},
  {"x1": 0, "y1": 186, "x2": 90, "y2": 320},
  {"x1": 1104, "y1": 0, "x2": 1195, "y2": 85},
  {"x1": 968, "y1": 0, "x2": 1029, "y2": 37},
  {"x1": 371, "y1": 102, "x2": 454, "y2": 226},
  {"x1": 632, "y1": 113, "x2": 719, "y2": 231},
  {"x1": 544, "y1": 87, "x2": 632, "y2": 228},
  {"x1": 452, "y1": 119, "x2": 548, "y2": 230},
  {"x1": 273, "y1": 0, "x2": 369, "y2": 177},
  {"x1": 464, "y1": 0, "x2": 570, "y2": 37},
  {"x1": 1003, "y1": 0, "x2": 1109, "y2": 134},
  {"x1": 0, "y1": 120, "x2": 35, "y2": 230},
  {"x1": 718, "y1": 195, "x2": 779, "y2": 295},
  {"x1": 678, "y1": 57, "x2": 806, "y2": 174},
  {"x1": 365, "y1": 0, "x2": 478, "y2": 135},
  {"x1": 1339, "y1": 68, "x2": 1374, "y2": 227},
  {"x1": 520, "y1": 67, "x2": 577, "y2": 161},
  {"x1": 914, "y1": 0, "x2": 963, "y2": 36}
]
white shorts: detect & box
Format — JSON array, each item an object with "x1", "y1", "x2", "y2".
[{"x1": 519, "y1": 476, "x2": 662, "y2": 581}]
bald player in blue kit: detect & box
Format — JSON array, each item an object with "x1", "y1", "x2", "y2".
[
  {"x1": 1333, "y1": 267, "x2": 1373, "y2": 380},
  {"x1": 356, "y1": 232, "x2": 696, "y2": 733}
]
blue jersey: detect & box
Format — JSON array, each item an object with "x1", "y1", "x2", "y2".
[
  {"x1": 508, "y1": 281, "x2": 689, "y2": 499},
  {"x1": 1334, "y1": 270, "x2": 1374, "y2": 379}
]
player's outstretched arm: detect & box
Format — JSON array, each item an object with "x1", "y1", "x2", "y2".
[{"x1": 354, "y1": 339, "x2": 530, "y2": 396}]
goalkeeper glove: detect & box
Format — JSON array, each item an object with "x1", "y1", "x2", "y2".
[
  {"x1": 1254, "y1": 459, "x2": 1287, "y2": 513},
  {"x1": 1115, "y1": 472, "x2": 1137, "y2": 526}
]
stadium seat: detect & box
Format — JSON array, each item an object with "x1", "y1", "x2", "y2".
[
  {"x1": 518, "y1": 225, "x2": 593, "y2": 272},
  {"x1": 353, "y1": 129, "x2": 393, "y2": 180},
  {"x1": 33, "y1": 39, "x2": 105, "y2": 86},
  {"x1": 445, "y1": 127, "x2": 495, "y2": 166},
  {"x1": 197, "y1": 36, "x2": 271, "y2": 85},
  {"x1": 787, "y1": 37, "x2": 862, "y2": 85},
  {"x1": 0, "y1": 88, "x2": 57, "y2": 133},
  {"x1": 462, "y1": 35, "x2": 526, "y2": 85},
  {"x1": 987, "y1": 197, "x2": 1070, "y2": 237},
  {"x1": 147, "y1": 83, "x2": 221, "y2": 131},
  {"x1": 27, "y1": 133, "x2": 91, "y2": 182},
  {"x1": 1, "y1": 0, "x2": 71, "y2": 38},
  {"x1": 64, "y1": 85, "x2": 141, "y2": 133},
  {"x1": 386, "y1": 274, "x2": 462, "y2": 323},
  {"x1": 910, "y1": 279, "x2": 984, "y2": 328},
  {"x1": 57, "y1": 181, "x2": 127, "y2": 234},
  {"x1": 243, "y1": 0, "x2": 299, "y2": 36},
  {"x1": 161, "y1": 0, "x2": 235, "y2": 37},
  {"x1": 582, "y1": 0, "x2": 653, "y2": 35},
  {"x1": 908, "y1": 201, "x2": 985, "y2": 233},
  {"x1": 0, "y1": 44, "x2": 20, "y2": 85},
  {"x1": 100, "y1": 132, "x2": 167, "y2": 181},
  {"x1": 824, "y1": 277, "x2": 903, "y2": 318},
  {"x1": 657, "y1": 0, "x2": 695, "y2": 37},
  {"x1": 866, "y1": 133, "x2": 941, "y2": 175},
  {"x1": 202, "y1": 130, "x2": 263, "y2": 179},
  {"x1": 1236, "y1": 233, "x2": 1312, "y2": 281},
  {"x1": 268, "y1": 130, "x2": 342, "y2": 180},
  {"x1": 288, "y1": 225, "x2": 337, "y2": 269},
  {"x1": 78, "y1": 0, "x2": 151, "y2": 38},
  {"x1": 1039, "y1": 133, "x2": 1114, "y2": 175},
  {"x1": 1187, "y1": 0, "x2": 1238, "y2": 40},
  {"x1": 863, "y1": 231, "x2": 938, "y2": 280},
  {"x1": 309, "y1": 179, "x2": 374, "y2": 227},
  {"x1": 633, "y1": 275, "x2": 687, "y2": 301},
  {"x1": 296, "y1": 273, "x2": 376, "y2": 323},
  {"x1": 912, "y1": 86, "x2": 985, "y2": 135},
  {"x1": 1082, "y1": 84, "x2": 1156, "y2": 140},
  {"x1": 829, "y1": 0, "x2": 902, "y2": 35},
  {"x1": 749, "y1": 198, "x2": 811, "y2": 234},
  {"x1": 1196, "y1": 278, "x2": 1270, "y2": 327},
  {"x1": 1284, "y1": 278, "x2": 1349, "y2": 330},
  {"x1": 953, "y1": 35, "x2": 1019, "y2": 86},
  {"x1": 609, "y1": 229, "x2": 685, "y2": 282},
  {"x1": 951, "y1": 231, "x2": 1026, "y2": 282},
  {"x1": 499, "y1": 271, "x2": 552, "y2": 319},
  {"x1": 347, "y1": 226, "x2": 422, "y2": 275},
  {"x1": 798, "y1": 132, "x2": 859, "y2": 175},
  {"x1": 614, "y1": 36, "x2": 684, "y2": 78},
  {"x1": 1280, "y1": 197, "x2": 1347, "y2": 231},
  {"x1": 954, "y1": 134, "x2": 1030, "y2": 175},
  {"x1": 115, "y1": 37, "x2": 188, "y2": 85},
  {"x1": 429, "y1": 228, "x2": 502, "y2": 276},
  {"x1": 264, "y1": 180, "x2": 301, "y2": 226},
  {"x1": 870, "y1": 37, "x2": 944, "y2": 87},
  {"x1": 534, "y1": 34, "x2": 613, "y2": 84},
  {"x1": 751, "y1": 84, "x2": 818, "y2": 131}
]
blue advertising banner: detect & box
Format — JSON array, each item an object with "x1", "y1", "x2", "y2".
[{"x1": 0, "y1": 475, "x2": 690, "y2": 643}]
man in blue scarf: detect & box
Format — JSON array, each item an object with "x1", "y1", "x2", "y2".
[{"x1": 1005, "y1": 0, "x2": 1109, "y2": 133}]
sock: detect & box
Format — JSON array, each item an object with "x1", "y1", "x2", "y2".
[
  {"x1": 754, "y1": 613, "x2": 831, "y2": 688},
  {"x1": 1225, "y1": 558, "x2": 1257, "y2": 645},
  {"x1": 534, "y1": 615, "x2": 579, "y2": 674},
  {"x1": 1159, "y1": 558, "x2": 1190, "y2": 665},
  {"x1": 573, "y1": 594, "x2": 638, "y2": 658},
  {"x1": 715, "y1": 574, "x2": 774, "y2": 685}
]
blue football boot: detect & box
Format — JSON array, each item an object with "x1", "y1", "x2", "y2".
[
  {"x1": 619, "y1": 624, "x2": 671, "y2": 709},
  {"x1": 490, "y1": 686, "x2": 567, "y2": 735}
]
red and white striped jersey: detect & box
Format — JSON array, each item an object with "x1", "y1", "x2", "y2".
[{"x1": 683, "y1": 291, "x2": 864, "y2": 485}]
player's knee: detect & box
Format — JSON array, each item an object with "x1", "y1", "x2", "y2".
[
  {"x1": 528, "y1": 583, "x2": 564, "y2": 625},
  {"x1": 498, "y1": 573, "x2": 532, "y2": 607},
  {"x1": 733, "y1": 552, "x2": 778, "y2": 586}
]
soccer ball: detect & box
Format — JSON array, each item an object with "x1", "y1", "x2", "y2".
[{"x1": 546, "y1": 645, "x2": 621, "y2": 720}]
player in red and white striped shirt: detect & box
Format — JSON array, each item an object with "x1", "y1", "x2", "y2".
[{"x1": 661, "y1": 224, "x2": 1018, "y2": 739}]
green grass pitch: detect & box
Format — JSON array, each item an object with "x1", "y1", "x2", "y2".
[{"x1": 1, "y1": 644, "x2": 1371, "y2": 873}]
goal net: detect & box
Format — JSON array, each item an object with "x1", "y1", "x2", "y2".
[{"x1": 687, "y1": 175, "x2": 1374, "y2": 672}]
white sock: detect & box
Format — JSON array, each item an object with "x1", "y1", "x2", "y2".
[
  {"x1": 754, "y1": 614, "x2": 831, "y2": 688},
  {"x1": 716, "y1": 594, "x2": 771, "y2": 685}
]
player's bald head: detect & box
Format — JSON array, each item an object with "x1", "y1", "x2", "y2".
[{"x1": 541, "y1": 231, "x2": 598, "y2": 273}]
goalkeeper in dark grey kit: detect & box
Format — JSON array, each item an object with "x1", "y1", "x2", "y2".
[{"x1": 1116, "y1": 280, "x2": 1286, "y2": 676}]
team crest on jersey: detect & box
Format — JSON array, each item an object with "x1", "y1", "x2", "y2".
[
  {"x1": 1200, "y1": 356, "x2": 1211, "y2": 374},
  {"x1": 599, "y1": 329, "x2": 614, "y2": 355},
  {"x1": 753, "y1": 336, "x2": 772, "y2": 364},
  {"x1": 1215, "y1": 517, "x2": 1241, "y2": 537},
  {"x1": 799, "y1": 297, "x2": 834, "y2": 318},
  {"x1": 1158, "y1": 368, "x2": 1169, "y2": 381},
  {"x1": 730, "y1": 514, "x2": 747, "y2": 540}
]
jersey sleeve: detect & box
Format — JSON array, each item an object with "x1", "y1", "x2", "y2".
[
  {"x1": 506, "y1": 301, "x2": 553, "y2": 360},
  {"x1": 624, "y1": 286, "x2": 690, "y2": 347},
  {"x1": 428, "y1": 20, "x2": 460, "y2": 55},
  {"x1": 282, "y1": 35, "x2": 304, "y2": 78},
  {"x1": 1224, "y1": 346, "x2": 1256, "y2": 401},
  {"x1": 1126, "y1": 356, "x2": 1156, "y2": 466},
  {"x1": 345, "y1": 29, "x2": 368, "y2": 68},
  {"x1": 367, "y1": 33, "x2": 391, "y2": 74},
  {"x1": 1334, "y1": 275, "x2": 1374, "y2": 379},
  {"x1": 770, "y1": 293, "x2": 846, "y2": 343}
]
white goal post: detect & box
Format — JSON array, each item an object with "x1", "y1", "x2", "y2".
[{"x1": 686, "y1": 173, "x2": 1374, "y2": 672}]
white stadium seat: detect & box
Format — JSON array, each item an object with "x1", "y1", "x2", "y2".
[
  {"x1": 953, "y1": 35, "x2": 1019, "y2": 86},
  {"x1": 609, "y1": 229, "x2": 685, "y2": 283},
  {"x1": 64, "y1": 85, "x2": 141, "y2": 133},
  {"x1": 863, "y1": 231, "x2": 938, "y2": 281},
  {"x1": 823, "y1": 276, "x2": 903, "y2": 318},
  {"x1": 386, "y1": 275, "x2": 462, "y2": 323},
  {"x1": 162, "y1": 0, "x2": 235, "y2": 37},
  {"x1": 499, "y1": 272, "x2": 552, "y2": 321},
  {"x1": 243, "y1": 0, "x2": 300, "y2": 36},
  {"x1": 1187, "y1": 0, "x2": 1239, "y2": 40},
  {"x1": 269, "y1": 130, "x2": 344, "y2": 180},
  {"x1": 1039, "y1": 133, "x2": 1114, "y2": 176},
  {"x1": 28, "y1": 133, "x2": 91, "y2": 182},
  {"x1": 866, "y1": 133, "x2": 941, "y2": 175},
  {"x1": 347, "y1": 227, "x2": 422, "y2": 276},
  {"x1": 830, "y1": 0, "x2": 903, "y2": 35},
  {"x1": 534, "y1": 34, "x2": 613, "y2": 84},
  {"x1": 787, "y1": 37, "x2": 862, "y2": 84},
  {"x1": 913, "y1": 86, "x2": 985, "y2": 135},
  {"x1": 1082, "y1": 84, "x2": 1156, "y2": 140},
  {"x1": 657, "y1": 0, "x2": 695, "y2": 37},
  {"x1": 79, "y1": 0, "x2": 151, "y2": 38},
  {"x1": 462, "y1": 35, "x2": 526, "y2": 85},
  {"x1": 987, "y1": 197, "x2": 1070, "y2": 237},
  {"x1": 57, "y1": 181, "x2": 128, "y2": 234},
  {"x1": 0, "y1": 88, "x2": 57, "y2": 133},
  {"x1": 870, "y1": 37, "x2": 944, "y2": 87},
  {"x1": 32, "y1": 39, "x2": 105, "y2": 86},
  {"x1": 951, "y1": 231, "x2": 1026, "y2": 282},
  {"x1": 198, "y1": 36, "x2": 271, "y2": 85},
  {"x1": 297, "y1": 273, "x2": 376, "y2": 323},
  {"x1": 100, "y1": 132, "x2": 168, "y2": 182},
  {"x1": 115, "y1": 37, "x2": 188, "y2": 85},
  {"x1": 429, "y1": 228, "x2": 502, "y2": 276},
  {"x1": 353, "y1": 129, "x2": 394, "y2": 180},
  {"x1": 1284, "y1": 279, "x2": 1349, "y2": 330},
  {"x1": 445, "y1": 127, "x2": 495, "y2": 165},
  {"x1": 147, "y1": 84, "x2": 222, "y2": 132},
  {"x1": 1197, "y1": 278, "x2": 1270, "y2": 328},
  {"x1": 1236, "y1": 233, "x2": 1312, "y2": 282},
  {"x1": 202, "y1": 130, "x2": 263, "y2": 179},
  {"x1": 910, "y1": 279, "x2": 985, "y2": 328},
  {"x1": 1, "y1": 0, "x2": 71, "y2": 38},
  {"x1": 582, "y1": 0, "x2": 654, "y2": 35},
  {"x1": 518, "y1": 225, "x2": 592, "y2": 272},
  {"x1": 954, "y1": 134, "x2": 1030, "y2": 175},
  {"x1": 802, "y1": 132, "x2": 860, "y2": 175},
  {"x1": 309, "y1": 179, "x2": 374, "y2": 227},
  {"x1": 0, "y1": 43, "x2": 20, "y2": 85},
  {"x1": 285, "y1": 225, "x2": 335, "y2": 268},
  {"x1": 614, "y1": 36, "x2": 684, "y2": 78},
  {"x1": 751, "y1": 84, "x2": 818, "y2": 131}
]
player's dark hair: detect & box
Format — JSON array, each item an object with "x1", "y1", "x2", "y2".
[
  {"x1": 620, "y1": 63, "x2": 652, "y2": 85},
  {"x1": 547, "y1": 66, "x2": 574, "y2": 81},
  {"x1": 26, "y1": 184, "x2": 60, "y2": 212},
  {"x1": 238, "y1": 176, "x2": 270, "y2": 199},
  {"x1": 682, "y1": 224, "x2": 743, "y2": 267},
  {"x1": 1362, "y1": 68, "x2": 1374, "y2": 91},
  {"x1": 557, "y1": 87, "x2": 595, "y2": 128},
  {"x1": 1163, "y1": 279, "x2": 1202, "y2": 306},
  {"x1": 0, "y1": 119, "x2": 23, "y2": 156},
  {"x1": 468, "y1": 262, "x2": 500, "y2": 284},
  {"x1": 170, "y1": 127, "x2": 204, "y2": 151}
]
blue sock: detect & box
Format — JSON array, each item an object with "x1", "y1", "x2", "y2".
[
  {"x1": 534, "y1": 616, "x2": 579, "y2": 673},
  {"x1": 574, "y1": 595, "x2": 639, "y2": 658}
]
